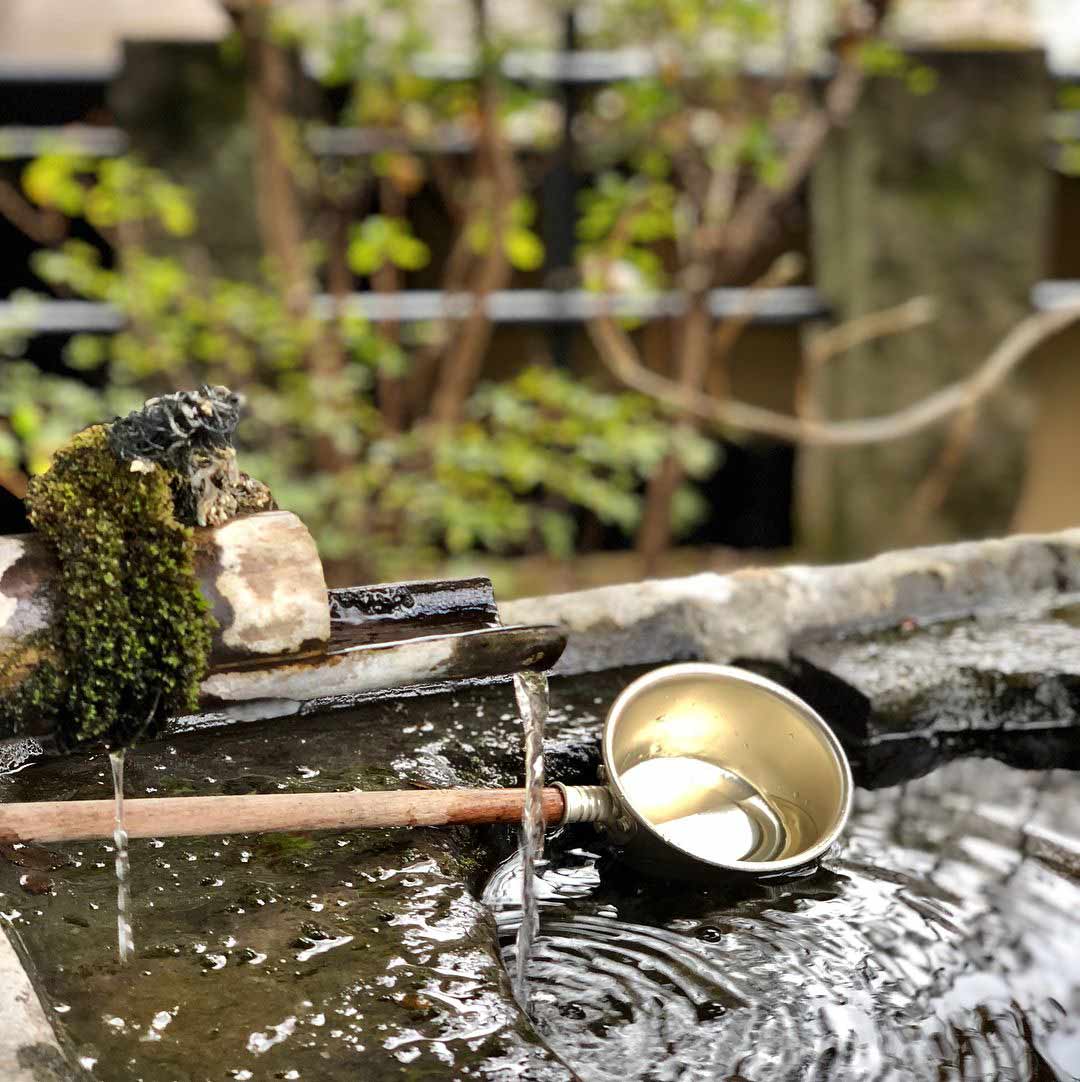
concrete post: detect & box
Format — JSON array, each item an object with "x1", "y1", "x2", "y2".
[{"x1": 799, "y1": 48, "x2": 1050, "y2": 558}]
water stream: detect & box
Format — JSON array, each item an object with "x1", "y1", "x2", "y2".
[
  {"x1": 108, "y1": 749, "x2": 134, "y2": 964},
  {"x1": 511, "y1": 669, "x2": 549, "y2": 1007}
]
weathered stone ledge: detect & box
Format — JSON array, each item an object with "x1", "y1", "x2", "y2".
[{"x1": 503, "y1": 529, "x2": 1080, "y2": 676}]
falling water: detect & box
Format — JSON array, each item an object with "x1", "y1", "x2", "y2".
[
  {"x1": 109, "y1": 749, "x2": 134, "y2": 964},
  {"x1": 511, "y1": 670, "x2": 549, "y2": 1006}
]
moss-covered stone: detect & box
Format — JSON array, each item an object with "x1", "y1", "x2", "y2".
[{"x1": 0, "y1": 425, "x2": 214, "y2": 749}]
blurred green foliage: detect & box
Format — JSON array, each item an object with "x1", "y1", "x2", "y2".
[
  {"x1": 1, "y1": 148, "x2": 713, "y2": 580},
  {"x1": 1055, "y1": 85, "x2": 1080, "y2": 177},
  {"x1": 0, "y1": 0, "x2": 899, "y2": 580}
]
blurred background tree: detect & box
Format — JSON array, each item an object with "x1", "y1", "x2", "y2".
[
  {"x1": 0, "y1": 0, "x2": 725, "y2": 586},
  {"x1": 1, "y1": 0, "x2": 1077, "y2": 591}
]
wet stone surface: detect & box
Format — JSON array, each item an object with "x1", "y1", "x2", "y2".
[
  {"x1": 1, "y1": 657, "x2": 1079, "y2": 1081},
  {"x1": 0, "y1": 671, "x2": 631, "y2": 1082},
  {"x1": 775, "y1": 601, "x2": 1080, "y2": 748}
]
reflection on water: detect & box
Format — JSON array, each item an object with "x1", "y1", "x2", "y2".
[
  {"x1": 1, "y1": 663, "x2": 1078, "y2": 1081},
  {"x1": 486, "y1": 758, "x2": 1080, "y2": 1081},
  {"x1": 0, "y1": 680, "x2": 576, "y2": 1082}
]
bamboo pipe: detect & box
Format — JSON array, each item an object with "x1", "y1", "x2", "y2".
[{"x1": 0, "y1": 787, "x2": 575, "y2": 845}]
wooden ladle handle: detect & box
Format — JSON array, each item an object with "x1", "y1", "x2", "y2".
[{"x1": 0, "y1": 787, "x2": 569, "y2": 845}]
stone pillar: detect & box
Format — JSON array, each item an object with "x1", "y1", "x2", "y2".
[{"x1": 799, "y1": 48, "x2": 1050, "y2": 559}]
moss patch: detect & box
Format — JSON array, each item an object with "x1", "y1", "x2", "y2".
[{"x1": 0, "y1": 425, "x2": 214, "y2": 749}]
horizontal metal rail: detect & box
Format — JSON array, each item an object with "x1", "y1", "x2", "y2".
[
  {"x1": 316, "y1": 287, "x2": 828, "y2": 324},
  {"x1": 9, "y1": 282, "x2": 1077, "y2": 336},
  {"x1": 0, "y1": 124, "x2": 128, "y2": 158},
  {"x1": 0, "y1": 299, "x2": 126, "y2": 334},
  {"x1": 1031, "y1": 280, "x2": 1080, "y2": 311},
  {"x1": 0, "y1": 287, "x2": 829, "y2": 335},
  {"x1": 2, "y1": 50, "x2": 1079, "y2": 91},
  {"x1": 2, "y1": 119, "x2": 1074, "y2": 176}
]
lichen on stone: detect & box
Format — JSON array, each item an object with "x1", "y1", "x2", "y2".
[
  {"x1": 108, "y1": 385, "x2": 275, "y2": 528},
  {"x1": 0, "y1": 386, "x2": 273, "y2": 750}
]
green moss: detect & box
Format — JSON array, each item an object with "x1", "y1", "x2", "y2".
[
  {"x1": 255, "y1": 833, "x2": 318, "y2": 863},
  {"x1": 0, "y1": 425, "x2": 214, "y2": 749}
]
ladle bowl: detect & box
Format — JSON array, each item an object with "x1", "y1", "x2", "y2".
[{"x1": 561, "y1": 663, "x2": 854, "y2": 878}]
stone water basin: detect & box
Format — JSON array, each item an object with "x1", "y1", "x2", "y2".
[
  {"x1": 2, "y1": 657, "x2": 1079, "y2": 1081},
  {"x1": 3, "y1": 531, "x2": 1080, "y2": 1080},
  {"x1": 0, "y1": 673, "x2": 612, "y2": 1082}
]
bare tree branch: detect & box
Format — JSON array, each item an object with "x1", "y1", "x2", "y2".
[
  {"x1": 805, "y1": 295, "x2": 937, "y2": 368},
  {"x1": 795, "y1": 294, "x2": 937, "y2": 420},
  {"x1": 0, "y1": 465, "x2": 28, "y2": 501},
  {"x1": 230, "y1": 2, "x2": 313, "y2": 315},
  {"x1": 428, "y1": 0, "x2": 519, "y2": 426},
  {"x1": 0, "y1": 180, "x2": 66, "y2": 247},
  {"x1": 591, "y1": 301, "x2": 1080, "y2": 447},
  {"x1": 716, "y1": 1, "x2": 891, "y2": 281},
  {"x1": 902, "y1": 404, "x2": 979, "y2": 539}
]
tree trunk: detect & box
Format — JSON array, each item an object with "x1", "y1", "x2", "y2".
[
  {"x1": 636, "y1": 291, "x2": 712, "y2": 569},
  {"x1": 428, "y1": 0, "x2": 515, "y2": 426},
  {"x1": 236, "y1": 2, "x2": 311, "y2": 314},
  {"x1": 233, "y1": 2, "x2": 347, "y2": 471}
]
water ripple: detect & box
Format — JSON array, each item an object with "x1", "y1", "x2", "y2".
[{"x1": 485, "y1": 760, "x2": 1080, "y2": 1081}]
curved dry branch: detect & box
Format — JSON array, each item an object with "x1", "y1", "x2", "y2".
[
  {"x1": 804, "y1": 296, "x2": 937, "y2": 368},
  {"x1": 590, "y1": 301, "x2": 1080, "y2": 447},
  {"x1": 795, "y1": 295, "x2": 937, "y2": 421}
]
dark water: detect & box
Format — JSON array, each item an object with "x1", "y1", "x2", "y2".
[
  {"x1": 485, "y1": 759, "x2": 1080, "y2": 1081},
  {"x1": 0, "y1": 676, "x2": 585, "y2": 1081}
]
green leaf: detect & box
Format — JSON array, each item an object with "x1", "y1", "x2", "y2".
[
  {"x1": 386, "y1": 232, "x2": 430, "y2": 271},
  {"x1": 152, "y1": 185, "x2": 197, "y2": 237},
  {"x1": 65, "y1": 334, "x2": 108, "y2": 371},
  {"x1": 10, "y1": 401, "x2": 42, "y2": 440},
  {"x1": 348, "y1": 235, "x2": 384, "y2": 276},
  {"x1": 504, "y1": 227, "x2": 544, "y2": 271},
  {"x1": 0, "y1": 428, "x2": 20, "y2": 467},
  {"x1": 466, "y1": 218, "x2": 492, "y2": 254},
  {"x1": 906, "y1": 66, "x2": 938, "y2": 96},
  {"x1": 22, "y1": 154, "x2": 90, "y2": 215},
  {"x1": 537, "y1": 509, "x2": 575, "y2": 559}
]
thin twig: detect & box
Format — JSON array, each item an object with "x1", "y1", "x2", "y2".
[
  {"x1": 902, "y1": 404, "x2": 979, "y2": 536},
  {"x1": 805, "y1": 296, "x2": 937, "y2": 369},
  {"x1": 591, "y1": 301, "x2": 1080, "y2": 447},
  {"x1": 716, "y1": 1, "x2": 890, "y2": 281},
  {"x1": 0, "y1": 465, "x2": 28, "y2": 501},
  {"x1": 795, "y1": 295, "x2": 937, "y2": 420},
  {"x1": 0, "y1": 180, "x2": 66, "y2": 246},
  {"x1": 713, "y1": 251, "x2": 805, "y2": 362}
]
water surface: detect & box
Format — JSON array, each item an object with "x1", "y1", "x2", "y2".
[
  {"x1": 0, "y1": 666, "x2": 1077, "y2": 1081},
  {"x1": 486, "y1": 758, "x2": 1080, "y2": 1081}
]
